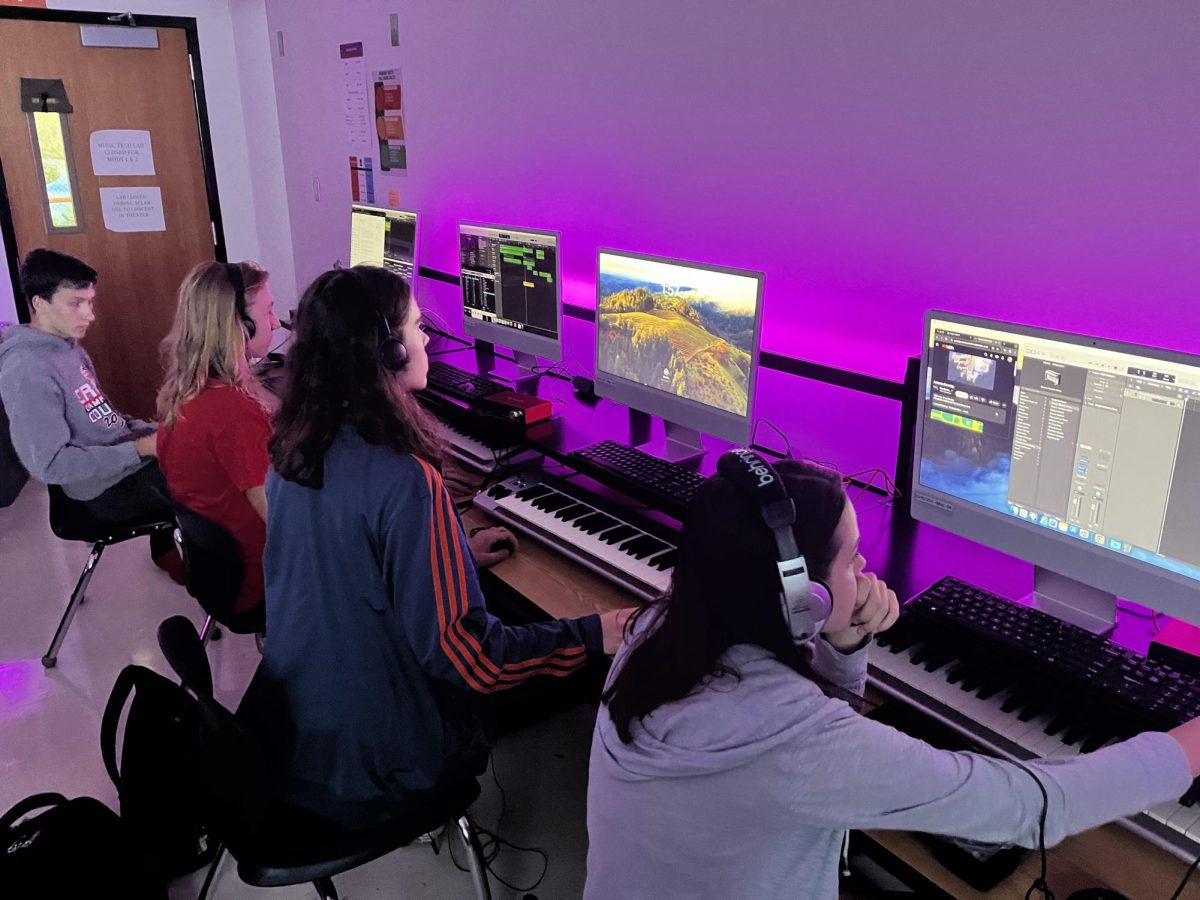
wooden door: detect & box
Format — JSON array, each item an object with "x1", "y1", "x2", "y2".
[{"x1": 0, "y1": 17, "x2": 218, "y2": 419}]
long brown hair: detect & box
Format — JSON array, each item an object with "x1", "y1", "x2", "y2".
[
  {"x1": 269, "y1": 265, "x2": 444, "y2": 488},
  {"x1": 603, "y1": 460, "x2": 849, "y2": 743},
  {"x1": 157, "y1": 260, "x2": 273, "y2": 427}
]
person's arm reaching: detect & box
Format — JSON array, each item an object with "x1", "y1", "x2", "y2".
[
  {"x1": 774, "y1": 683, "x2": 1193, "y2": 849},
  {"x1": 389, "y1": 457, "x2": 602, "y2": 693},
  {"x1": 0, "y1": 368, "x2": 141, "y2": 486}
]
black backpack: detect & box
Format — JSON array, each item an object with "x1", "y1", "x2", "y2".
[
  {"x1": 0, "y1": 793, "x2": 166, "y2": 899},
  {"x1": 100, "y1": 664, "x2": 218, "y2": 879}
]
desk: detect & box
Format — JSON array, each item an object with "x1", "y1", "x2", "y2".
[{"x1": 461, "y1": 482, "x2": 1194, "y2": 898}]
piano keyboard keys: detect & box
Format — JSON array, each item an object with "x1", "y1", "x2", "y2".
[{"x1": 475, "y1": 473, "x2": 677, "y2": 600}]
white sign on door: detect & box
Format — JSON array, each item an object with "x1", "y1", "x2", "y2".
[
  {"x1": 90, "y1": 130, "x2": 155, "y2": 176},
  {"x1": 99, "y1": 187, "x2": 166, "y2": 232}
]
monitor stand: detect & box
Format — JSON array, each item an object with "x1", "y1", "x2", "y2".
[
  {"x1": 628, "y1": 410, "x2": 705, "y2": 465},
  {"x1": 1022, "y1": 566, "x2": 1117, "y2": 636},
  {"x1": 474, "y1": 342, "x2": 539, "y2": 394}
]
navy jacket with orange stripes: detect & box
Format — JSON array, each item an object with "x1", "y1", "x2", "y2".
[{"x1": 238, "y1": 429, "x2": 602, "y2": 827}]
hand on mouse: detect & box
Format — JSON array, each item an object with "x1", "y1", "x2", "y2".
[{"x1": 469, "y1": 526, "x2": 519, "y2": 568}]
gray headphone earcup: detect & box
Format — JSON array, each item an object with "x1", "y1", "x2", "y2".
[{"x1": 781, "y1": 577, "x2": 833, "y2": 643}]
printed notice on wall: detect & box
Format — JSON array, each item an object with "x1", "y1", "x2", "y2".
[
  {"x1": 372, "y1": 67, "x2": 407, "y2": 173},
  {"x1": 90, "y1": 130, "x2": 155, "y2": 176},
  {"x1": 340, "y1": 42, "x2": 371, "y2": 149},
  {"x1": 99, "y1": 187, "x2": 166, "y2": 232}
]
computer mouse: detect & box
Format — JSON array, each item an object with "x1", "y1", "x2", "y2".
[
  {"x1": 489, "y1": 537, "x2": 515, "y2": 555},
  {"x1": 1066, "y1": 889, "x2": 1129, "y2": 900}
]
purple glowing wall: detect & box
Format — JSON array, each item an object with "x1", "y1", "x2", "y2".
[{"x1": 267, "y1": 1, "x2": 1199, "y2": 383}]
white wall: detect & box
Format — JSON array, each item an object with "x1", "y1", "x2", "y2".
[
  {"x1": 263, "y1": 0, "x2": 1200, "y2": 380},
  {"x1": 1, "y1": 0, "x2": 297, "y2": 321}
]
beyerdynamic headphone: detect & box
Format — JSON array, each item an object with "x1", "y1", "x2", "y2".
[
  {"x1": 223, "y1": 263, "x2": 255, "y2": 340},
  {"x1": 716, "y1": 448, "x2": 833, "y2": 643}
]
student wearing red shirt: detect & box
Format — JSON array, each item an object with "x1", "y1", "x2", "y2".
[{"x1": 155, "y1": 261, "x2": 280, "y2": 622}]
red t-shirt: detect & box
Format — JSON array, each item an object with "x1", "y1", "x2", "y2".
[{"x1": 157, "y1": 382, "x2": 270, "y2": 613}]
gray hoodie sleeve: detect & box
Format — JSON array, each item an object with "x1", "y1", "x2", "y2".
[
  {"x1": 780, "y1": 691, "x2": 1192, "y2": 848},
  {"x1": 0, "y1": 366, "x2": 142, "y2": 487}
]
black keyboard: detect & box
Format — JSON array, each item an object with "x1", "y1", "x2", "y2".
[
  {"x1": 425, "y1": 361, "x2": 507, "y2": 401},
  {"x1": 879, "y1": 576, "x2": 1200, "y2": 803},
  {"x1": 568, "y1": 440, "x2": 708, "y2": 509}
]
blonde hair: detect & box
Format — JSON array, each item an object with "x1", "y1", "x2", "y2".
[{"x1": 157, "y1": 260, "x2": 274, "y2": 427}]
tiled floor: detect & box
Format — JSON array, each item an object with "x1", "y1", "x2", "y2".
[{"x1": 0, "y1": 481, "x2": 595, "y2": 899}]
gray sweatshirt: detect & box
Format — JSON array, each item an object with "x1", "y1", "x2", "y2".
[
  {"x1": 586, "y1": 625, "x2": 1192, "y2": 899},
  {"x1": 0, "y1": 325, "x2": 153, "y2": 501}
]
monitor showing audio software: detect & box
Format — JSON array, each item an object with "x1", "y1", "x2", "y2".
[
  {"x1": 349, "y1": 205, "x2": 419, "y2": 281},
  {"x1": 595, "y1": 249, "x2": 764, "y2": 448},
  {"x1": 459, "y1": 223, "x2": 561, "y2": 360},
  {"x1": 913, "y1": 311, "x2": 1200, "y2": 626}
]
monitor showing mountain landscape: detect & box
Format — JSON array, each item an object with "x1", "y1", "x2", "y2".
[{"x1": 595, "y1": 250, "x2": 764, "y2": 434}]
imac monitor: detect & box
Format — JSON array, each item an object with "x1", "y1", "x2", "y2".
[
  {"x1": 459, "y1": 223, "x2": 561, "y2": 362},
  {"x1": 913, "y1": 311, "x2": 1200, "y2": 630},
  {"x1": 595, "y1": 249, "x2": 764, "y2": 455},
  {"x1": 349, "y1": 204, "x2": 419, "y2": 281}
]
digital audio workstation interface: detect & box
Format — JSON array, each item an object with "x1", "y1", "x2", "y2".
[
  {"x1": 460, "y1": 224, "x2": 560, "y2": 344},
  {"x1": 918, "y1": 315, "x2": 1200, "y2": 585},
  {"x1": 349, "y1": 204, "x2": 419, "y2": 281}
]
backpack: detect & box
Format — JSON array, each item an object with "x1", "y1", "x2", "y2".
[
  {"x1": 100, "y1": 664, "x2": 218, "y2": 879},
  {"x1": 0, "y1": 793, "x2": 166, "y2": 899}
]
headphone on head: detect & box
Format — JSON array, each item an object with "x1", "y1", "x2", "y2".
[
  {"x1": 377, "y1": 308, "x2": 409, "y2": 372},
  {"x1": 716, "y1": 448, "x2": 833, "y2": 643},
  {"x1": 328, "y1": 267, "x2": 409, "y2": 372},
  {"x1": 223, "y1": 263, "x2": 255, "y2": 340}
]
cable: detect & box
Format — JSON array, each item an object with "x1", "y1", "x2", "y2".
[
  {"x1": 750, "y1": 417, "x2": 793, "y2": 459},
  {"x1": 1170, "y1": 855, "x2": 1200, "y2": 900},
  {"x1": 1010, "y1": 761, "x2": 1054, "y2": 900}
]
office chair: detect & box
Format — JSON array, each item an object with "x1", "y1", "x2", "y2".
[
  {"x1": 41, "y1": 485, "x2": 174, "y2": 668},
  {"x1": 155, "y1": 616, "x2": 492, "y2": 900}
]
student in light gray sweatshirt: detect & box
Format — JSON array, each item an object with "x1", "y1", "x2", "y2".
[
  {"x1": 0, "y1": 250, "x2": 171, "y2": 540},
  {"x1": 586, "y1": 455, "x2": 1200, "y2": 900}
]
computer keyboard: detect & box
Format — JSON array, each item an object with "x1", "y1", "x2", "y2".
[
  {"x1": 568, "y1": 440, "x2": 708, "y2": 511},
  {"x1": 424, "y1": 361, "x2": 507, "y2": 401},
  {"x1": 872, "y1": 575, "x2": 1200, "y2": 858}
]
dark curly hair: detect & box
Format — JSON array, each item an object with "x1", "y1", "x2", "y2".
[
  {"x1": 269, "y1": 266, "x2": 444, "y2": 487},
  {"x1": 603, "y1": 460, "x2": 849, "y2": 743}
]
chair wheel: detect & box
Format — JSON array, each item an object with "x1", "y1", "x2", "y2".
[{"x1": 41, "y1": 655, "x2": 57, "y2": 669}]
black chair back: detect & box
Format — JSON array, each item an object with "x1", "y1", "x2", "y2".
[
  {"x1": 156, "y1": 616, "x2": 266, "y2": 852},
  {"x1": 172, "y1": 505, "x2": 261, "y2": 634},
  {"x1": 0, "y1": 397, "x2": 29, "y2": 507}
]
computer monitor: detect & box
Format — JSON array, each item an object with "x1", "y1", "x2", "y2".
[
  {"x1": 912, "y1": 310, "x2": 1200, "y2": 631},
  {"x1": 459, "y1": 222, "x2": 561, "y2": 368},
  {"x1": 349, "y1": 204, "x2": 419, "y2": 281},
  {"x1": 594, "y1": 249, "x2": 765, "y2": 460}
]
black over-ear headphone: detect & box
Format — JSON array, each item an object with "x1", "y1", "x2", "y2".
[
  {"x1": 330, "y1": 267, "x2": 409, "y2": 372},
  {"x1": 716, "y1": 448, "x2": 833, "y2": 643},
  {"x1": 376, "y1": 308, "x2": 408, "y2": 372},
  {"x1": 224, "y1": 263, "x2": 255, "y2": 340}
]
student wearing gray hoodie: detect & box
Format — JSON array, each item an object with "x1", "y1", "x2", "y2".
[
  {"x1": 586, "y1": 454, "x2": 1200, "y2": 899},
  {"x1": 0, "y1": 250, "x2": 170, "y2": 540}
]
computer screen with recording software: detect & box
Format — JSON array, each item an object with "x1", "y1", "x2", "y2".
[
  {"x1": 913, "y1": 311, "x2": 1200, "y2": 626},
  {"x1": 459, "y1": 223, "x2": 561, "y2": 361},
  {"x1": 595, "y1": 249, "x2": 765, "y2": 448},
  {"x1": 349, "y1": 205, "x2": 419, "y2": 281}
]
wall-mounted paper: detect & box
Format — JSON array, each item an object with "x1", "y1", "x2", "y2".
[
  {"x1": 99, "y1": 187, "x2": 166, "y2": 232},
  {"x1": 90, "y1": 130, "x2": 155, "y2": 176}
]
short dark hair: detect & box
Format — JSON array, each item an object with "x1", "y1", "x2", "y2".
[{"x1": 19, "y1": 249, "x2": 97, "y2": 305}]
